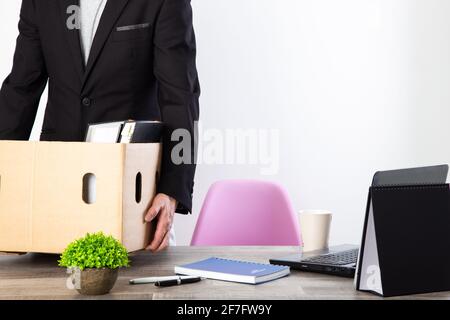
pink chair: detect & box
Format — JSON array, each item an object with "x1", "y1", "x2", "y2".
[{"x1": 191, "y1": 180, "x2": 302, "y2": 246}]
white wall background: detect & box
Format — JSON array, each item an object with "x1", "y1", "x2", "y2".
[{"x1": 1, "y1": 0, "x2": 449, "y2": 246}]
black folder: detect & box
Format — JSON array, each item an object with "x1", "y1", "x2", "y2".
[
  {"x1": 85, "y1": 120, "x2": 163, "y2": 143},
  {"x1": 356, "y1": 182, "x2": 450, "y2": 297},
  {"x1": 119, "y1": 120, "x2": 163, "y2": 143}
]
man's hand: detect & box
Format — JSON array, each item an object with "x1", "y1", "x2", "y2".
[{"x1": 145, "y1": 193, "x2": 177, "y2": 252}]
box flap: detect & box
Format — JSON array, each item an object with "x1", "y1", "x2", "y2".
[
  {"x1": 122, "y1": 143, "x2": 161, "y2": 251},
  {"x1": 0, "y1": 141, "x2": 35, "y2": 252},
  {"x1": 32, "y1": 142, "x2": 125, "y2": 253}
]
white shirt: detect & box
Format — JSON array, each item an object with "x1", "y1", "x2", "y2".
[{"x1": 79, "y1": 0, "x2": 108, "y2": 65}]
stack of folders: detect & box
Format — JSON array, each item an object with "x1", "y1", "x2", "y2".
[
  {"x1": 175, "y1": 257, "x2": 290, "y2": 284},
  {"x1": 85, "y1": 120, "x2": 163, "y2": 143}
]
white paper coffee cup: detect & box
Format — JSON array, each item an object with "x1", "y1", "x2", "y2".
[{"x1": 299, "y1": 210, "x2": 332, "y2": 252}]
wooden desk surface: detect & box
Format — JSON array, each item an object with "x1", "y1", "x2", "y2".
[{"x1": 0, "y1": 246, "x2": 448, "y2": 300}]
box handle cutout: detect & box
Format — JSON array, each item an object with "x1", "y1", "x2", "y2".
[
  {"x1": 155, "y1": 171, "x2": 160, "y2": 185},
  {"x1": 135, "y1": 172, "x2": 142, "y2": 203},
  {"x1": 82, "y1": 173, "x2": 96, "y2": 204}
]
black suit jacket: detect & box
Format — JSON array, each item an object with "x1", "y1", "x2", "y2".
[{"x1": 0, "y1": 0, "x2": 200, "y2": 213}]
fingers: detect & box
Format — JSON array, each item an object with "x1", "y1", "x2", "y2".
[
  {"x1": 155, "y1": 232, "x2": 170, "y2": 252},
  {"x1": 144, "y1": 193, "x2": 176, "y2": 252},
  {"x1": 146, "y1": 207, "x2": 172, "y2": 252},
  {"x1": 145, "y1": 201, "x2": 162, "y2": 222}
]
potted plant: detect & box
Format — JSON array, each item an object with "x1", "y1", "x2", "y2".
[{"x1": 59, "y1": 232, "x2": 129, "y2": 295}]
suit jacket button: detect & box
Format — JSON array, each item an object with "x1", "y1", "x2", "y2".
[{"x1": 82, "y1": 97, "x2": 91, "y2": 107}]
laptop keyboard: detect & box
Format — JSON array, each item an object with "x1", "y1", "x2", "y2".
[{"x1": 301, "y1": 249, "x2": 359, "y2": 266}]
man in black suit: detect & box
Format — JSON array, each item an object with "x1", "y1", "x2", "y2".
[{"x1": 0, "y1": 0, "x2": 200, "y2": 251}]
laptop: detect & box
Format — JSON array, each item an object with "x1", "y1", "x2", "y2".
[{"x1": 270, "y1": 164, "x2": 449, "y2": 278}]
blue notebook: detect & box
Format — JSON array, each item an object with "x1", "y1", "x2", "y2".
[{"x1": 174, "y1": 257, "x2": 290, "y2": 284}]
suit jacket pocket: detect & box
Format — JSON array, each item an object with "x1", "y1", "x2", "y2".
[{"x1": 113, "y1": 23, "x2": 152, "y2": 42}]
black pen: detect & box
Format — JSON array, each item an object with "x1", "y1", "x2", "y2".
[{"x1": 155, "y1": 276, "x2": 202, "y2": 287}]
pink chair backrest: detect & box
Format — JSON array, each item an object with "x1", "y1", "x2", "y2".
[{"x1": 191, "y1": 180, "x2": 302, "y2": 246}]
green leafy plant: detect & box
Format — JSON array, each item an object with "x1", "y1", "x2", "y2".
[{"x1": 59, "y1": 232, "x2": 129, "y2": 270}]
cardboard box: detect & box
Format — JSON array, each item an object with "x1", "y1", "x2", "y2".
[{"x1": 0, "y1": 141, "x2": 161, "y2": 254}]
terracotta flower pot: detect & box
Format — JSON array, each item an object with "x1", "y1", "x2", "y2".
[{"x1": 76, "y1": 268, "x2": 119, "y2": 296}]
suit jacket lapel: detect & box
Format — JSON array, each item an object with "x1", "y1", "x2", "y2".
[
  {"x1": 82, "y1": 0, "x2": 130, "y2": 89},
  {"x1": 60, "y1": 0, "x2": 84, "y2": 82}
]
